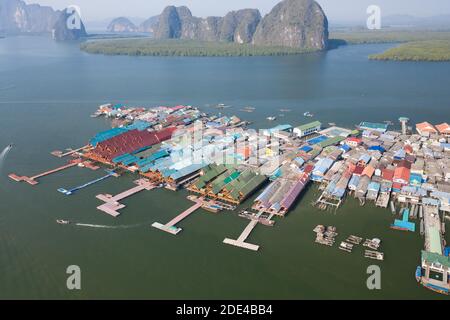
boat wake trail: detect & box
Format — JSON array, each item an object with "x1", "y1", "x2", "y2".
[
  {"x1": 0, "y1": 145, "x2": 13, "y2": 171},
  {"x1": 74, "y1": 222, "x2": 146, "y2": 229}
]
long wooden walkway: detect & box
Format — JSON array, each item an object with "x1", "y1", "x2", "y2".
[
  {"x1": 152, "y1": 200, "x2": 203, "y2": 235},
  {"x1": 8, "y1": 159, "x2": 82, "y2": 185}
]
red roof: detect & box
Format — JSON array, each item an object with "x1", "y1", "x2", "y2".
[
  {"x1": 92, "y1": 127, "x2": 176, "y2": 162},
  {"x1": 304, "y1": 164, "x2": 314, "y2": 174},
  {"x1": 346, "y1": 137, "x2": 362, "y2": 144},
  {"x1": 382, "y1": 168, "x2": 394, "y2": 181},
  {"x1": 353, "y1": 165, "x2": 365, "y2": 175},
  {"x1": 394, "y1": 166, "x2": 410, "y2": 183},
  {"x1": 392, "y1": 182, "x2": 403, "y2": 190},
  {"x1": 404, "y1": 145, "x2": 413, "y2": 154}
]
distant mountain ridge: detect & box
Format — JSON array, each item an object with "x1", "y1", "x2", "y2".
[
  {"x1": 0, "y1": 0, "x2": 87, "y2": 40},
  {"x1": 152, "y1": 0, "x2": 328, "y2": 49},
  {"x1": 106, "y1": 0, "x2": 328, "y2": 50},
  {"x1": 107, "y1": 17, "x2": 137, "y2": 33}
]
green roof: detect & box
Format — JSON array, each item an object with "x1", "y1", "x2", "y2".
[
  {"x1": 194, "y1": 164, "x2": 227, "y2": 189},
  {"x1": 317, "y1": 136, "x2": 345, "y2": 148},
  {"x1": 239, "y1": 175, "x2": 266, "y2": 199},
  {"x1": 211, "y1": 169, "x2": 239, "y2": 194},
  {"x1": 295, "y1": 121, "x2": 322, "y2": 131},
  {"x1": 422, "y1": 250, "x2": 450, "y2": 268}
]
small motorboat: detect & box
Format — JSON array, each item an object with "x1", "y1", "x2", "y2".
[
  {"x1": 56, "y1": 219, "x2": 70, "y2": 225},
  {"x1": 266, "y1": 116, "x2": 276, "y2": 121},
  {"x1": 303, "y1": 112, "x2": 314, "y2": 118}
]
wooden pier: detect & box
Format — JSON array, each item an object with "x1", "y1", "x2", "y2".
[
  {"x1": 223, "y1": 211, "x2": 270, "y2": 252},
  {"x1": 8, "y1": 159, "x2": 83, "y2": 185},
  {"x1": 96, "y1": 179, "x2": 155, "y2": 217},
  {"x1": 152, "y1": 199, "x2": 203, "y2": 235}
]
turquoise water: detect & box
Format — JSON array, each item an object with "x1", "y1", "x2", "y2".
[{"x1": 1, "y1": 35, "x2": 450, "y2": 299}]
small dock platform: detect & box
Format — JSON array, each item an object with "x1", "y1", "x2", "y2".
[
  {"x1": 96, "y1": 179, "x2": 155, "y2": 217},
  {"x1": 223, "y1": 211, "x2": 270, "y2": 252},
  {"x1": 51, "y1": 145, "x2": 89, "y2": 158},
  {"x1": 223, "y1": 220, "x2": 260, "y2": 251},
  {"x1": 152, "y1": 199, "x2": 203, "y2": 235},
  {"x1": 8, "y1": 159, "x2": 83, "y2": 185}
]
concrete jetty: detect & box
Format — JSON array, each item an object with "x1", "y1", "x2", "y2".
[
  {"x1": 8, "y1": 159, "x2": 83, "y2": 185},
  {"x1": 223, "y1": 220, "x2": 260, "y2": 251},
  {"x1": 223, "y1": 211, "x2": 271, "y2": 251},
  {"x1": 96, "y1": 179, "x2": 155, "y2": 217},
  {"x1": 152, "y1": 199, "x2": 203, "y2": 235}
]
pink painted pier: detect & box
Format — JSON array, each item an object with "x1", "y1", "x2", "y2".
[
  {"x1": 51, "y1": 145, "x2": 89, "y2": 158},
  {"x1": 96, "y1": 179, "x2": 155, "y2": 217},
  {"x1": 152, "y1": 199, "x2": 203, "y2": 235},
  {"x1": 8, "y1": 159, "x2": 83, "y2": 186}
]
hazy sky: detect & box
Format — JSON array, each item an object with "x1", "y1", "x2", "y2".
[{"x1": 26, "y1": 0, "x2": 450, "y2": 22}]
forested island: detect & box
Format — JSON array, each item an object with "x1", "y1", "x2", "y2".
[
  {"x1": 369, "y1": 40, "x2": 450, "y2": 62},
  {"x1": 80, "y1": 39, "x2": 315, "y2": 57},
  {"x1": 329, "y1": 30, "x2": 450, "y2": 45}
]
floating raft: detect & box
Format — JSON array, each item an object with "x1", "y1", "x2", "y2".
[
  {"x1": 339, "y1": 241, "x2": 354, "y2": 253},
  {"x1": 364, "y1": 250, "x2": 384, "y2": 261}
]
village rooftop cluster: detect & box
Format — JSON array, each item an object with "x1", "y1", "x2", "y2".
[{"x1": 8, "y1": 103, "x2": 450, "y2": 295}]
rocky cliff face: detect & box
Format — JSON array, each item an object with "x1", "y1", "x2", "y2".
[
  {"x1": 0, "y1": 0, "x2": 87, "y2": 40},
  {"x1": 52, "y1": 8, "x2": 87, "y2": 41},
  {"x1": 154, "y1": 6, "x2": 260, "y2": 43},
  {"x1": 107, "y1": 17, "x2": 137, "y2": 33},
  {"x1": 0, "y1": 0, "x2": 59, "y2": 34},
  {"x1": 220, "y1": 9, "x2": 261, "y2": 43},
  {"x1": 153, "y1": 0, "x2": 327, "y2": 49},
  {"x1": 252, "y1": 0, "x2": 328, "y2": 49},
  {"x1": 138, "y1": 15, "x2": 159, "y2": 33}
]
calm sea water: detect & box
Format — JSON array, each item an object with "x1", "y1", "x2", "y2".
[{"x1": 1, "y1": 35, "x2": 450, "y2": 299}]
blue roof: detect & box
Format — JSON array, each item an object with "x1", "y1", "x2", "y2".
[
  {"x1": 349, "y1": 175, "x2": 360, "y2": 187},
  {"x1": 358, "y1": 154, "x2": 371, "y2": 164},
  {"x1": 170, "y1": 163, "x2": 205, "y2": 180},
  {"x1": 307, "y1": 135, "x2": 328, "y2": 145},
  {"x1": 340, "y1": 144, "x2": 351, "y2": 152},
  {"x1": 299, "y1": 145, "x2": 313, "y2": 152},
  {"x1": 368, "y1": 145, "x2": 386, "y2": 153},
  {"x1": 125, "y1": 120, "x2": 151, "y2": 131},
  {"x1": 394, "y1": 149, "x2": 406, "y2": 159},
  {"x1": 90, "y1": 127, "x2": 128, "y2": 146},
  {"x1": 368, "y1": 182, "x2": 380, "y2": 191}
]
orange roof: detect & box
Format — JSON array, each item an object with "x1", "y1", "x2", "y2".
[
  {"x1": 394, "y1": 166, "x2": 410, "y2": 182},
  {"x1": 436, "y1": 123, "x2": 450, "y2": 134},
  {"x1": 416, "y1": 122, "x2": 437, "y2": 133},
  {"x1": 362, "y1": 165, "x2": 375, "y2": 178}
]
